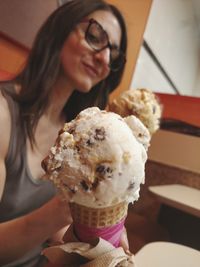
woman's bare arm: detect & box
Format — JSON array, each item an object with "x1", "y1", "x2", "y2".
[
  {"x1": 0, "y1": 90, "x2": 10, "y2": 200},
  {"x1": 0, "y1": 196, "x2": 72, "y2": 264},
  {"x1": 0, "y1": 91, "x2": 72, "y2": 264}
]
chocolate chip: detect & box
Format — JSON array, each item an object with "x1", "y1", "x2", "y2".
[
  {"x1": 94, "y1": 127, "x2": 106, "y2": 141},
  {"x1": 68, "y1": 126, "x2": 76, "y2": 134},
  {"x1": 128, "y1": 181, "x2": 135, "y2": 190},
  {"x1": 70, "y1": 188, "x2": 77, "y2": 194},
  {"x1": 91, "y1": 178, "x2": 99, "y2": 190},
  {"x1": 86, "y1": 139, "x2": 94, "y2": 146},
  {"x1": 96, "y1": 165, "x2": 113, "y2": 175},
  {"x1": 96, "y1": 164, "x2": 113, "y2": 179},
  {"x1": 96, "y1": 165, "x2": 106, "y2": 174},
  {"x1": 54, "y1": 165, "x2": 62, "y2": 171},
  {"x1": 107, "y1": 167, "x2": 113, "y2": 178},
  {"x1": 106, "y1": 167, "x2": 113, "y2": 174},
  {"x1": 75, "y1": 145, "x2": 80, "y2": 152},
  {"x1": 80, "y1": 180, "x2": 89, "y2": 191},
  {"x1": 63, "y1": 184, "x2": 76, "y2": 194}
]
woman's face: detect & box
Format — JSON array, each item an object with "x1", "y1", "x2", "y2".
[{"x1": 60, "y1": 10, "x2": 122, "y2": 93}]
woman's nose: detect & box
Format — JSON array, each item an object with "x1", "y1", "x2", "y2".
[{"x1": 94, "y1": 47, "x2": 110, "y2": 66}]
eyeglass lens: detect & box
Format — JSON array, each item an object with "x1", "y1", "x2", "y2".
[{"x1": 85, "y1": 19, "x2": 125, "y2": 71}]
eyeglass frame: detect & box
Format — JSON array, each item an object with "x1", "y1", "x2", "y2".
[{"x1": 79, "y1": 18, "x2": 126, "y2": 72}]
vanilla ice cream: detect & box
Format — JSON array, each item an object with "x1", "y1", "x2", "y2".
[
  {"x1": 109, "y1": 88, "x2": 162, "y2": 135},
  {"x1": 42, "y1": 107, "x2": 150, "y2": 208}
]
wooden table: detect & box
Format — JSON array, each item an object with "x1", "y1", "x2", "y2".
[
  {"x1": 148, "y1": 184, "x2": 200, "y2": 218},
  {"x1": 135, "y1": 241, "x2": 200, "y2": 267}
]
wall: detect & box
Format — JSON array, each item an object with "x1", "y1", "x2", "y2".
[
  {"x1": 0, "y1": 0, "x2": 56, "y2": 47},
  {"x1": 148, "y1": 130, "x2": 200, "y2": 174},
  {"x1": 0, "y1": 33, "x2": 28, "y2": 74},
  {"x1": 108, "y1": 0, "x2": 152, "y2": 101},
  {"x1": 131, "y1": 0, "x2": 200, "y2": 97}
]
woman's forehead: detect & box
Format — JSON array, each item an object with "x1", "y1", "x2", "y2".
[{"x1": 86, "y1": 10, "x2": 122, "y2": 47}]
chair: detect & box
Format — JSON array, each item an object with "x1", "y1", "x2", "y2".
[{"x1": 135, "y1": 241, "x2": 200, "y2": 267}]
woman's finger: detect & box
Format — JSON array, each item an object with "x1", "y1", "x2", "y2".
[
  {"x1": 119, "y1": 226, "x2": 131, "y2": 254},
  {"x1": 62, "y1": 224, "x2": 79, "y2": 243}
]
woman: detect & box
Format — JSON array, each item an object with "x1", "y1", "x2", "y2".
[{"x1": 0, "y1": 0, "x2": 127, "y2": 266}]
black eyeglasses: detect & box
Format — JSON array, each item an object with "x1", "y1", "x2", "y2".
[{"x1": 80, "y1": 18, "x2": 126, "y2": 72}]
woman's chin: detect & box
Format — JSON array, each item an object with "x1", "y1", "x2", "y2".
[{"x1": 76, "y1": 82, "x2": 94, "y2": 94}]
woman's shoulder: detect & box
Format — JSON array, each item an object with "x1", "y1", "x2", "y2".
[
  {"x1": 0, "y1": 82, "x2": 18, "y2": 116},
  {"x1": 0, "y1": 88, "x2": 11, "y2": 123},
  {"x1": 0, "y1": 86, "x2": 11, "y2": 157}
]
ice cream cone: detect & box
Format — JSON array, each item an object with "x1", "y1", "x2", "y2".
[
  {"x1": 70, "y1": 201, "x2": 128, "y2": 228},
  {"x1": 69, "y1": 201, "x2": 128, "y2": 247},
  {"x1": 42, "y1": 107, "x2": 150, "y2": 247}
]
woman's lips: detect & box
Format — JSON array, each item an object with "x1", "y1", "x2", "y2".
[{"x1": 83, "y1": 63, "x2": 99, "y2": 78}]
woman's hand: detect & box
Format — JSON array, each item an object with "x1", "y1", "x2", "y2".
[
  {"x1": 47, "y1": 225, "x2": 71, "y2": 246},
  {"x1": 63, "y1": 224, "x2": 130, "y2": 253}
]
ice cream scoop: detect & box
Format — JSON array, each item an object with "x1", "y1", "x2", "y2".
[
  {"x1": 109, "y1": 88, "x2": 162, "y2": 135},
  {"x1": 42, "y1": 107, "x2": 150, "y2": 207}
]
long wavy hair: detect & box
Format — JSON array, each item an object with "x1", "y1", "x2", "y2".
[{"x1": 12, "y1": 0, "x2": 127, "y2": 146}]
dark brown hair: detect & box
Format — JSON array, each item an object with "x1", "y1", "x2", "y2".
[{"x1": 12, "y1": 0, "x2": 127, "y2": 146}]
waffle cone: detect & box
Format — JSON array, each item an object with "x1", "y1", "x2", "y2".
[{"x1": 69, "y1": 201, "x2": 128, "y2": 228}]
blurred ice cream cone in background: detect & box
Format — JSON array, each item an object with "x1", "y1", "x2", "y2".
[
  {"x1": 109, "y1": 88, "x2": 162, "y2": 136},
  {"x1": 42, "y1": 107, "x2": 150, "y2": 247}
]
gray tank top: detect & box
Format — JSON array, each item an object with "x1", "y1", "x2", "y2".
[{"x1": 0, "y1": 84, "x2": 56, "y2": 267}]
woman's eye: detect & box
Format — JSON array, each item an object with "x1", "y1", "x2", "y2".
[{"x1": 88, "y1": 33, "x2": 100, "y2": 44}]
